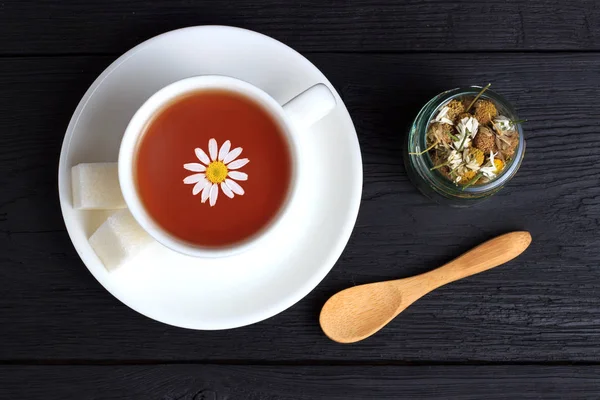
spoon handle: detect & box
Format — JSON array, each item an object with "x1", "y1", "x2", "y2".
[{"x1": 416, "y1": 231, "x2": 532, "y2": 290}]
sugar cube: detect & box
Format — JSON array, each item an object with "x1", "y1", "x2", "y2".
[
  {"x1": 89, "y1": 209, "x2": 153, "y2": 271},
  {"x1": 72, "y1": 163, "x2": 126, "y2": 210}
]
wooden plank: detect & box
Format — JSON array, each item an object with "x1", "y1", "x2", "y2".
[
  {"x1": 1, "y1": 365, "x2": 599, "y2": 399},
  {"x1": 1, "y1": 0, "x2": 600, "y2": 54},
  {"x1": 0, "y1": 53, "x2": 599, "y2": 362}
]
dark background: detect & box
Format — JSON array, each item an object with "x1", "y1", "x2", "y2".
[{"x1": 1, "y1": 1, "x2": 600, "y2": 399}]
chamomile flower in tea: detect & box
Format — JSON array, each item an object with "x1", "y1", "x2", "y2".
[{"x1": 422, "y1": 84, "x2": 524, "y2": 187}]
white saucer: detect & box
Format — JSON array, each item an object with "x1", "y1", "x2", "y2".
[{"x1": 58, "y1": 26, "x2": 362, "y2": 330}]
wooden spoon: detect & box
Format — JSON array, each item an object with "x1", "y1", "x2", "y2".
[{"x1": 320, "y1": 231, "x2": 532, "y2": 343}]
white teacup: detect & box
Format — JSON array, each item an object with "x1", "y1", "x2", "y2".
[{"x1": 119, "y1": 75, "x2": 336, "y2": 258}]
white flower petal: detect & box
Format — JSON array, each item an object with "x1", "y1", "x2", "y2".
[
  {"x1": 494, "y1": 116, "x2": 513, "y2": 132},
  {"x1": 195, "y1": 148, "x2": 210, "y2": 165},
  {"x1": 218, "y1": 140, "x2": 231, "y2": 161},
  {"x1": 433, "y1": 106, "x2": 454, "y2": 126},
  {"x1": 223, "y1": 147, "x2": 242, "y2": 164},
  {"x1": 208, "y1": 138, "x2": 218, "y2": 161},
  {"x1": 228, "y1": 171, "x2": 248, "y2": 181},
  {"x1": 201, "y1": 183, "x2": 212, "y2": 203},
  {"x1": 221, "y1": 182, "x2": 234, "y2": 198},
  {"x1": 209, "y1": 183, "x2": 218, "y2": 206},
  {"x1": 225, "y1": 179, "x2": 244, "y2": 195},
  {"x1": 227, "y1": 158, "x2": 249, "y2": 170},
  {"x1": 192, "y1": 179, "x2": 209, "y2": 195},
  {"x1": 184, "y1": 163, "x2": 206, "y2": 172},
  {"x1": 183, "y1": 173, "x2": 205, "y2": 184}
]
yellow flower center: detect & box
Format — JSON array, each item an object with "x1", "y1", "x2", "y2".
[
  {"x1": 493, "y1": 159, "x2": 504, "y2": 173},
  {"x1": 205, "y1": 161, "x2": 228, "y2": 184}
]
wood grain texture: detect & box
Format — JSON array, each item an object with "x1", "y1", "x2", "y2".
[
  {"x1": 1, "y1": 365, "x2": 600, "y2": 400},
  {"x1": 1, "y1": 0, "x2": 600, "y2": 54},
  {"x1": 0, "y1": 53, "x2": 599, "y2": 362}
]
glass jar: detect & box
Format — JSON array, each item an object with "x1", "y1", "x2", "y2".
[{"x1": 404, "y1": 87, "x2": 525, "y2": 207}]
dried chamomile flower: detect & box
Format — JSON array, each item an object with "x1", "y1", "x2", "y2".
[
  {"x1": 454, "y1": 116, "x2": 479, "y2": 150},
  {"x1": 473, "y1": 126, "x2": 496, "y2": 153},
  {"x1": 469, "y1": 147, "x2": 485, "y2": 166},
  {"x1": 496, "y1": 133, "x2": 519, "y2": 158},
  {"x1": 480, "y1": 151, "x2": 501, "y2": 179},
  {"x1": 445, "y1": 99, "x2": 465, "y2": 121},
  {"x1": 455, "y1": 112, "x2": 472, "y2": 125},
  {"x1": 493, "y1": 115, "x2": 514, "y2": 132},
  {"x1": 428, "y1": 122, "x2": 455, "y2": 146},
  {"x1": 444, "y1": 147, "x2": 481, "y2": 185},
  {"x1": 494, "y1": 158, "x2": 505, "y2": 173},
  {"x1": 460, "y1": 170, "x2": 478, "y2": 183},
  {"x1": 421, "y1": 85, "x2": 521, "y2": 188},
  {"x1": 447, "y1": 149, "x2": 463, "y2": 171},
  {"x1": 461, "y1": 148, "x2": 481, "y2": 172},
  {"x1": 474, "y1": 100, "x2": 497, "y2": 124},
  {"x1": 432, "y1": 106, "x2": 454, "y2": 125}
]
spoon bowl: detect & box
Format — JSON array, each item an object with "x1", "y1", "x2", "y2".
[{"x1": 320, "y1": 282, "x2": 404, "y2": 342}]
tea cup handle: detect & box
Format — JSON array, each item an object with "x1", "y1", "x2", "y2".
[{"x1": 282, "y1": 84, "x2": 336, "y2": 131}]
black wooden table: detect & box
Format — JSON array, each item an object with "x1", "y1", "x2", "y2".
[{"x1": 2, "y1": 1, "x2": 600, "y2": 399}]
